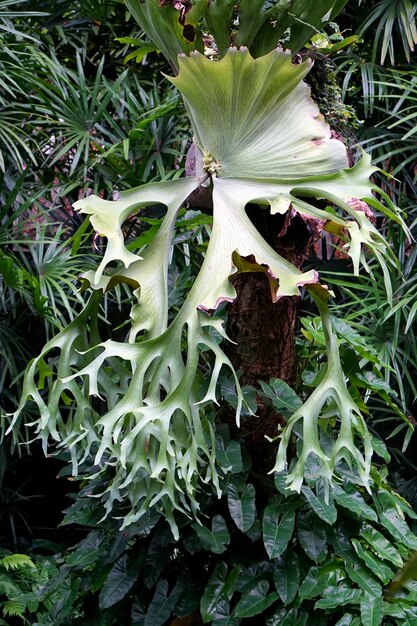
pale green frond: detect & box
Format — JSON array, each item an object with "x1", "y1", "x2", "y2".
[
  {"x1": 0, "y1": 554, "x2": 35, "y2": 572},
  {"x1": 169, "y1": 48, "x2": 348, "y2": 180},
  {"x1": 9, "y1": 45, "x2": 406, "y2": 532},
  {"x1": 273, "y1": 285, "x2": 373, "y2": 493}
]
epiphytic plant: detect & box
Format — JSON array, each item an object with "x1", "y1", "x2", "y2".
[{"x1": 7, "y1": 1, "x2": 407, "y2": 538}]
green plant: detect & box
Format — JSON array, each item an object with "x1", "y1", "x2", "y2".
[
  {"x1": 4, "y1": 3, "x2": 417, "y2": 626},
  {"x1": 7, "y1": 1, "x2": 407, "y2": 537}
]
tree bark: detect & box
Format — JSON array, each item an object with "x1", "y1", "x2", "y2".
[{"x1": 225, "y1": 206, "x2": 311, "y2": 471}]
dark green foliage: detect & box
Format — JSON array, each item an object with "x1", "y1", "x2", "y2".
[{"x1": 5, "y1": 430, "x2": 417, "y2": 625}]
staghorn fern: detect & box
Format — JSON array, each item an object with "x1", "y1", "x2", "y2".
[{"x1": 7, "y1": 40, "x2": 407, "y2": 537}]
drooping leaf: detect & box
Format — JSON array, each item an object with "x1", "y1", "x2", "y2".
[
  {"x1": 144, "y1": 578, "x2": 183, "y2": 626},
  {"x1": 192, "y1": 516, "x2": 230, "y2": 554},
  {"x1": 67, "y1": 531, "x2": 106, "y2": 568},
  {"x1": 227, "y1": 483, "x2": 257, "y2": 532},
  {"x1": 259, "y1": 379, "x2": 302, "y2": 416},
  {"x1": 124, "y1": 0, "x2": 204, "y2": 69},
  {"x1": 99, "y1": 555, "x2": 141, "y2": 610},
  {"x1": 301, "y1": 483, "x2": 337, "y2": 525},
  {"x1": 235, "y1": 562, "x2": 270, "y2": 593},
  {"x1": 233, "y1": 580, "x2": 278, "y2": 619},
  {"x1": 351, "y1": 540, "x2": 394, "y2": 585},
  {"x1": 273, "y1": 552, "x2": 300, "y2": 605},
  {"x1": 10, "y1": 45, "x2": 406, "y2": 536},
  {"x1": 360, "y1": 592, "x2": 383, "y2": 626},
  {"x1": 361, "y1": 525, "x2": 403, "y2": 568},
  {"x1": 297, "y1": 517, "x2": 328, "y2": 563},
  {"x1": 333, "y1": 485, "x2": 378, "y2": 522},
  {"x1": 200, "y1": 563, "x2": 228, "y2": 622},
  {"x1": 216, "y1": 439, "x2": 243, "y2": 474},
  {"x1": 379, "y1": 507, "x2": 417, "y2": 550},
  {"x1": 345, "y1": 562, "x2": 382, "y2": 597},
  {"x1": 387, "y1": 551, "x2": 417, "y2": 596},
  {"x1": 315, "y1": 589, "x2": 363, "y2": 609},
  {"x1": 298, "y1": 565, "x2": 339, "y2": 600},
  {"x1": 262, "y1": 504, "x2": 295, "y2": 559}
]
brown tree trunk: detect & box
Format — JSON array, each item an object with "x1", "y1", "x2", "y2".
[{"x1": 225, "y1": 206, "x2": 311, "y2": 472}]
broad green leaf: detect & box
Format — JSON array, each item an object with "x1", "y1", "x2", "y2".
[
  {"x1": 204, "y1": 0, "x2": 234, "y2": 56},
  {"x1": 297, "y1": 518, "x2": 328, "y2": 563},
  {"x1": 99, "y1": 555, "x2": 141, "y2": 610},
  {"x1": 233, "y1": 580, "x2": 279, "y2": 619},
  {"x1": 235, "y1": 562, "x2": 270, "y2": 593},
  {"x1": 315, "y1": 589, "x2": 363, "y2": 609},
  {"x1": 125, "y1": 0, "x2": 204, "y2": 69},
  {"x1": 379, "y1": 507, "x2": 417, "y2": 550},
  {"x1": 144, "y1": 578, "x2": 183, "y2": 626},
  {"x1": 170, "y1": 48, "x2": 346, "y2": 180},
  {"x1": 200, "y1": 563, "x2": 228, "y2": 621},
  {"x1": 212, "y1": 599, "x2": 240, "y2": 625},
  {"x1": 216, "y1": 439, "x2": 243, "y2": 474},
  {"x1": 329, "y1": 527, "x2": 357, "y2": 563},
  {"x1": 361, "y1": 525, "x2": 403, "y2": 568},
  {"x1": 273, "y1": 552, "x2": 300, "y2": 605},
  {"x1": 298, "y1": 565, "x2": 339, "y2": 600},
  {"x1": 351, "y1": 539, "x2": 394, "y2": 585},
  {"x1": 263, "y1": 505, "x2": 295, "y2": 559},
  {"x1": 268, "y1": 607, "x2": 308, "y2": 626},
  {"x1": 131, "y1": 598, "x2": 146, "y2": 626},
  {"x1": 360, "y1": 592, "x2": 383, "y2": 626},
  {"x1": 301, "y1": 484, "x2": 337, "y2": 525},
  {"x1": 333, "y1": 485, "x2": 378, "y2": 522},
  {"x1": 67, "y1": 531, "x2": 106, "y2": 568},
  {"x1": 192, "y1": 516, "x2": 230, "y2": 554},
  {"x1": 345, "y1": 562, "x2": 382, "y2": 597},
  {"x1": 221, "y1": 566, "x2": 241, "y2": 601},
  {"x1": 175, "y1": 575, "x2": 204, "y2": 618},
  {"x1": 382, "y1": 601, "x2": 407, "y2": 619},
  {"x1": 227, "y1": 483, "x2": 257, "y2": 532},
  {"x1": 259, "y1": 379, "x2": 302, "y2": 416}
]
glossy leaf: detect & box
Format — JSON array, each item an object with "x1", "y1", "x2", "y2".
[
  {"x1": 315, "y1": 589, "x2": 363, "y2": 609},
  {"x1": 360, "y1": 592, "x2": 383, "y2": 626},
  {"x1": 298, "y1": 565, "x2": 338, "y2": 600},
  {"x1": 345, "y1": 562, "x2": 382, "y2": 597},
  {"x1": 259, "y1": 379, "x2": 302, "y2": 416},
  {"x1": 273, "y1": 552, "x2": 300, "y2": 605},
  {"x1": 67, "y1": 531, "x2": 106, "y2": 568},
  {"x1": 297, "y1": 518, "x2": 328, "y2": 563},
  {"x1": 333, "y1": 485, "x2": 378, "y2": 522},
  {"x1": 235, "y1": 562, "x2": 270, "y2": 593},
  {"x1": 379, "y1": 507, "x2": 417, "y2": 550},
  {"x1": 216, "y1": 440, "x2": 243, "y2": 474},
  {"x1": 351, "y1": 540, "x2": 394, "y2": 585},
  {"x1": 212, "y1": 599, "x2": 240, "y2": 626},
  {"x1": 99, "y1": 555, "x2": 141, "y2": 609},
  {"x1": 144, "y1": 579, "x2": 183, "y2": 626},
  {"x1": 227, "y1": 483, "x2": 257, "y2": 532},
  {"x1": 334, "y1": 615, "x2": 356, "y2": 626},
  {"x1": 200, "y1": 563, "x2": 228, "y2": 621},
  {"x1": 262, "y1": 505, "x2": 295, "y2": 559},
  {"x1": 361, "y1": 525, "x2": 403, "y2": 568},
  {"x1": 192, "y1": 516, "x2": 230, "y2": 555},
  {"x1": 233, "y1": 580, "x2": 278, "y2": 619},
  {"x1": 301, "y1": 484, "x2": 337, "y2": 525}
]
